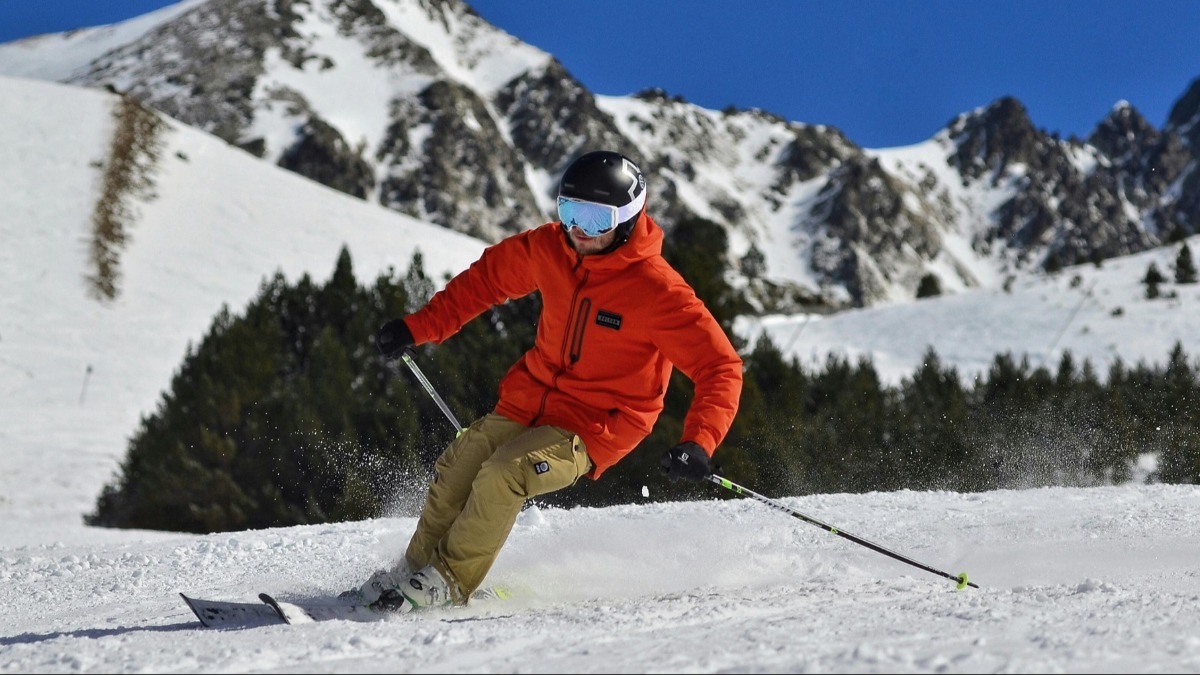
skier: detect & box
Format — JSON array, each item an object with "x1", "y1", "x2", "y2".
[{"x1": 356, "y1": 150, "x2": 744, "y2": 611}]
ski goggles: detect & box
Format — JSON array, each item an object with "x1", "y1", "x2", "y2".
[{"x1": 557, "y1": 190, "x2": 646, "y2": 237}]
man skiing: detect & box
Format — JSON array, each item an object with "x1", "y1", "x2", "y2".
[{"x1": 356, "y1": 150, "x2": 744, "y2": 611}]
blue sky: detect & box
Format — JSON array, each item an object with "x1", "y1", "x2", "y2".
[{"x1": 2, "y1": 0, "x2": 1198, "y2": 148}]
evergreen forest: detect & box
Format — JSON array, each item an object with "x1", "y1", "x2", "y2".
[{"x1": 87, "y1": 220, "x2": 1200, "y2": 533}]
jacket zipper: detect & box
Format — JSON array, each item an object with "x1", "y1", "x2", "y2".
[
  {"x1": 569, "y1": 298, "x2": 591, "y2": 364},
  {"x1": 533, "y1": 263, "x2": 590, "y2": 423}
]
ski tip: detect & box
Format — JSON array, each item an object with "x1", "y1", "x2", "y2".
[
  {"x1": 258, "y1": 592, "x2": 296, "y2": 624},
  {"x1": 258, "y1": 592, "x2": 281, "y2": 613}
]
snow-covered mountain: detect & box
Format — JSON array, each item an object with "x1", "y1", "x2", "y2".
[{"x1": 4, "y1": 0, "x2": 1198, "y2": 309}]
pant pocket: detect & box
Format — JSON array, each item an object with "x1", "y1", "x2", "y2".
[{"x1": 513, "y1": 428, "x2": 591, "y2": 497}]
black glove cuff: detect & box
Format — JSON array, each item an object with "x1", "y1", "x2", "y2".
[
  {"x1": 376, "y1": 318, "x2": 415, "y2": 357},
  {"x1": 661, "y1": 441, "x2": 712, "y2": 482}
]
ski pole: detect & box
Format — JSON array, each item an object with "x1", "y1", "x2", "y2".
[
  {"x1": 708, "y1": 473, "x2": 979, "y2": 590},
  {"x1": 398, "y1": 350, "x2": 465, "y2": 433}
]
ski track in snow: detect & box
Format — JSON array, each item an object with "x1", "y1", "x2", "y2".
[{"x1": 3, "y1": 486, "x2": 1200, "y2": 673}]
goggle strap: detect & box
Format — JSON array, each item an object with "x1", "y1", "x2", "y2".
[{"x1": 615, "y1": 189, "x2": 647, "y2": 223}]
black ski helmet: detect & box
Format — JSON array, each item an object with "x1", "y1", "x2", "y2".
[{"x1": 558, "y1": 150, "x2": 647, "y2": 248}]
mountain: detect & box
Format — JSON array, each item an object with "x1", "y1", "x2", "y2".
[{"x1": 4, "y1": 0, "x2": 1198, "y2": 309}]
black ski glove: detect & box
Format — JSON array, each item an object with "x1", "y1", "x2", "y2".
[
  {"x1": 376, "y1": 318, "x2": 415, "y2": 359},
  {"x1": 660, "y1": 441, "x2": 712, "y2": 483}
]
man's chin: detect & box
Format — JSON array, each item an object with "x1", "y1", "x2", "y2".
[{"x1": 567, "y1": 230, "x2": 615, "y2": 254}]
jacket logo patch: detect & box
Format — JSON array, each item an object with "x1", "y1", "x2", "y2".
[
  {"x1": 533, "y1": 461, "x2": 551, "y2": 475},
  {"x1": 595, "y1": 310, "x2": 622, "y2": 330}
]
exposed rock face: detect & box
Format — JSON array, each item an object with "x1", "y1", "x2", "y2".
[
  {"x1": 72, "y1": 0, "x2": 286, "y2": 144},
  {"x1": 811, "y1": 155, "x2": 946, "y2": 306},
  {"x1": 279, "y1": 114, "x2": 375, "y2": 198},
  {"x1": 378, "y1": 78, "x2": 544, "y2": 240}
]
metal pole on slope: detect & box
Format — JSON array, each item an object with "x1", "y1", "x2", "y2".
[
  {"x1": 708, "y1": 473, "x2": 979, "y2": 590},
  {"x1": 1036, "y1": 276, "x2": 1098, "y2": 371},
  {"x1": 398, "y1": 350, "x2": 465, "y2": 434}
]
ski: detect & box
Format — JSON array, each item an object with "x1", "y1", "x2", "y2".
[
  {"x1": 180, "y1": 593, "x2": 283, "y2": 628},
  {"x1": 258, "y1": 585, "x2": 517, "y2": 624},
  {"x1": 258, "y1": 592, "x2": 385, "y2": 624},
  {"x1": 183, "y1": 585, "x2": 519, "y2": 628}
]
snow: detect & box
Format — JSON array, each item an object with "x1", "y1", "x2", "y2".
[
  {"x1": 0, "y1": 0, "x2": 207, "y2": 80},
  {"x1": 4, "y1": 71, "x2": 1200, "y2": 673},
  {"x1": 250, "y1": 0, "x2": 424, "y2": 161},
  {"x1": 5, "y1": 486, "x2": 1200, "y2": 673},
  {"x1": 374, "y1": 0, "x2": 551, "y2": 95},
  {"x1": 739, "y1": 247, "x2": 1200, "y2": 387}
]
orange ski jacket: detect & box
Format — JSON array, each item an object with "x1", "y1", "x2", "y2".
[{"x1": 403, "y1": 213, "x2": 743, "y2": 479}]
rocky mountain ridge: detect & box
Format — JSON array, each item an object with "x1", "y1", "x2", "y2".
[{"x1": 2, "y1": 0, "x2": 1197, "y2": 310}]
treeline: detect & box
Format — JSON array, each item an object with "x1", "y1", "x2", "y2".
[{"x1": 87, "y1": 220, "x2": 1200, "y2": 533}]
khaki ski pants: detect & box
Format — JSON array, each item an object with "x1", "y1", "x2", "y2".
[{"x1": 403, "y1": 413, "x2": 592, "y2": 604}]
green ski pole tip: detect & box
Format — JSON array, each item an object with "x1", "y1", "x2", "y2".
[{"x1": 956, "y1": 572, "x2": 969, "y2": 590}]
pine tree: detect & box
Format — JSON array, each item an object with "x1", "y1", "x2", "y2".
[
  {"x1": 915, "y1": 273, "x2": 942, "y2": 298},
  {"x1": 662, "y1": 217, "x2": 748, "y2": 340},
  {"x1": 1175, "y1": 243, "x2": 1197, "y2": 284},
  {"x1": 1143, "y1": 262, "x2": 1165, "y2": 299},
  {"x1": 1043, "y1": 250, "x2": 1063, "y2": 275},
  {"x1": 894, "y1": 347, "x2": 970, "y2": 489},
  {"x1": 739, "y1": 243, "x2": 766, "y2": 280}
]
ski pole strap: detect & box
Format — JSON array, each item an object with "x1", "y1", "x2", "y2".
[
  {"x1": 708, "y1": 474, "x2": 978, "y2": 590},
  {"x1": 400, "y1": 350, "x2": 465, "y2": 435}
]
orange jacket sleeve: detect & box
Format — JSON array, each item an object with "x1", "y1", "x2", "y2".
[
  {"x1": 650, "y1": 283, "x2": 743, "y2": 455},
  {"x1": 404, "y1": 231, "x2": 539, "y2": 345}
]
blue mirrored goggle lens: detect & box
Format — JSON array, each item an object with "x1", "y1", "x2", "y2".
[{"x1": 558, "y1": 197, "x2": 617, "y2": 236}]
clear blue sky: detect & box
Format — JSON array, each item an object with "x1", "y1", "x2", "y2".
[{"x1": 2, "y1": 0, "x2": 1198, "y2": 148}]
